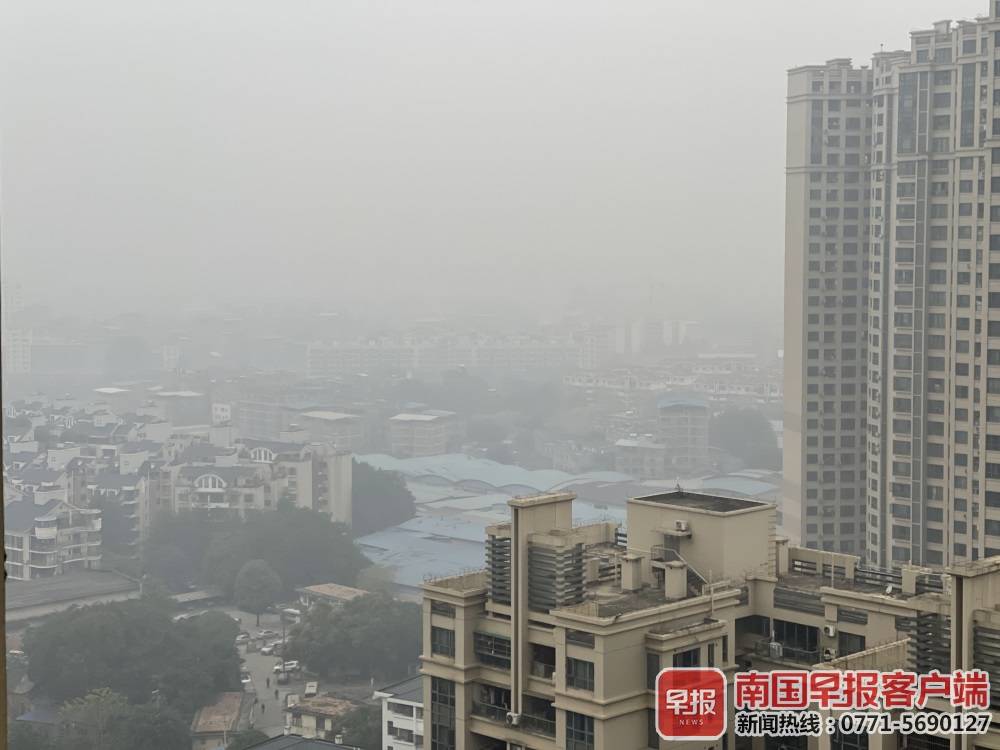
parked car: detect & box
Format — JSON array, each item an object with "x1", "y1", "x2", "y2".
[
  {"x1": 273, "y1": 660, "x2": 299, "y2": 673},
  {"x1": 257, "y1": 629, "x2": 278, "y2": 639},
  {"x1": 240, "y1": 672, "x2": 252, "y2": 685},
  {"x1": 235, "y1": 632, "x2": 251, "y2": 644},
  {"x1": 260, "y1": 644, "x2": 275, "y2": 656}
]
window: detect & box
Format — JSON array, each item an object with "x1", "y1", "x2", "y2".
[
  {"x1": 431, "y1": 627, "x2": 455, "y2": 658},
  {"x1": 838, "y1": 631, "x2": 866, "y2": 656},
  {"x1": 473, "y1": 632, "x2": 510, "y2": 669},
  {"x1": 673, "y1": 647, "x2": 700, "y2": 668},
  {"x1": 566, "y1": 657, "x2": 595, "y2": 691},
  {"x1": 646, "y1": 652, "x2": 660, "y2": 690},
  {"x1": 430, "y1": 678, "x2": 456, "y2": 750},
  {"x1": 566, "y1": 630, "x2": 595, "y2": 648},
  {"x1": 430, "y1": 600, "x2": 455, "y2": 617},
  {"x1": 567, "y1": 712, "x2": 595, "y2": 750}
]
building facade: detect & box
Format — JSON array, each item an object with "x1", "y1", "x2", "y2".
[
  {"x1": 4, "y1": 496, "x2": 102, "y2": 581},
  {"x1": 786, "y1": 5, "x2": 1000, "y2": 567},
  {"x1": 374, "y1": 675, "x2": 424, "y2": 750},
  {"x1": 420, "y1": 489, "x2": 1000, "y2": 750}
]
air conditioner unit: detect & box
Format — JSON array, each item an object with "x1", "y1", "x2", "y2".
[
  {"x1": 675, "y1": 520, "x2": 690, "y2": 532},
  {"x1": 506, "y1": 712, "x2": 521, "y2": 727},
  {"x1": 768, "y1": 641, "x2": 784, "y2": 659},
  {"x1": 823, "y1": 625, "x2": 837, "y2": 638},
  {"x1": 823, "y1": 648, "x2": 838, "y2": 661}
]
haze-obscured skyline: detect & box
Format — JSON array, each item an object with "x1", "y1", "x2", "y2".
[{"x1": 0, "y1": 0, "x2": 984, "y2": 326}]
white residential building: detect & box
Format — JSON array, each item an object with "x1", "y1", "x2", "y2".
[{"x1": 373, "y1": 675, "x2": 423, "y2": 750}]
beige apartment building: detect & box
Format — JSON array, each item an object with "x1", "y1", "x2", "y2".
[
  {"x1": 786, "y1": 3, "x2": 1000, "y2": 568},
  {"x1": 420, "y1": 489, "x2": 1000, "y2": 750}
]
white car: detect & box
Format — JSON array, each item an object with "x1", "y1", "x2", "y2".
[
  {"x1": 273, "y1": 660, "x2": 299, "y2": 673},
  {"x1": 260, "y1": 644, "x2": 275, "y2": 656}
]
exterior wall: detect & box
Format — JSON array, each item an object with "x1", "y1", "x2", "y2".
[
  {"x1": 379, "y1": 695, "x2": 424, "y2": 750},
  {"x1": 787, "y1": 9, "x2": 1000, "y2": 570},
  {"x1": 420, "y1": 490, "x2": 1000, "y2": 750},
  {"x1": 784, "y1": 61, "x2": 872, "y2": 559},
  {"x1": 4, "y1": 502, "x2": 102, "y2": 581},
  {"x1": 389, "y1": 419, "x2": 449, "y2": 458}
]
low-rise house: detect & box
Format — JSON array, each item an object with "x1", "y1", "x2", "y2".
[
  {"x1": 374, "y1": 675, "x2": 423, "y2": 750},
  {"x1": 284, "y1": 695, "x2": 355, "y2": 742},
  {"x1": 190, "y1": 691, "x2": 254, "y2": 750},
  {"x1": 296, "y1": 583, "x2": 369, "y2": 610},
  {"x1": 4, "y1": 495, "x2": 102, "y2": 581}
]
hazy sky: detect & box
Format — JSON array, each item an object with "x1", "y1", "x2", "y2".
[{"x1": 0, "y1": 0, "x2": 986, "y2": 325}]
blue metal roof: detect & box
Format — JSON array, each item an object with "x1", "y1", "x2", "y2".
[
  {"x1": 355, "y1": 496, "x2": 626, "y2": 592},
  {"x1": 358, "y1": 453, "x2": 632, "y2": 494}
]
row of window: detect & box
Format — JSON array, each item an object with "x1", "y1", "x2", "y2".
[{"x1": 431, "y1": 626, "x2": 597, "y2": 690}]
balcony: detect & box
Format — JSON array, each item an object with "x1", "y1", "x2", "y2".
[
  {"x1": 529, "y1": 661, "x2": 554, "y2": 679},
  {"x1": 34, "y1": 525, "x2": 57, "y2": 541},
  {"x1": 520, "y1": 713, "x2": 556, "y2": 737},
  {"x1": 754, "y1": 640, "x2": 819, "y2": 665},
  {"x1": 471, "y1": 701, "x2": 507, "y2": 723}
]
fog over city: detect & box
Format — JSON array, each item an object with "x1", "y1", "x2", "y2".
[
  {"x1": 2, "y1": 0, "x2": 980, "y2": 325},
  {"x1": 6, "y1": 2, "x2": 1000, "y2": 750}
]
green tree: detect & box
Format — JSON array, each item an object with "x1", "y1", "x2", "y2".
[
  {"x1": 92, "y1": 497, "x2": 136, "y2": 557},
  {"x1": 466, "y1": 415, "x2": 506, "y2": 443},
  {"x1": 289, "y1": 594, "x2": 420, "y2": 680},
  {"x1": 235, "y1": 559, "x2": 282, "y2": 626},
  {"x1": 24, "y1": 599, "x2": 238, "y2": 722},
  {"x1": 203, "y1": 509, "x2": 367, "y2": 596},
  {"x1": 337, "y1": 705, "x2": 382, "y2": 750},
  {"x1": 143, "y1": 543, "x2": 196, "y2": 592},
  {"x1": 60, "y1": 688, "x2": 128, "y2": 750},
  {"x1": 351, "y1": 461, "x2": 415, "y2": 535},
  {"x1": 226, "y1": 729, "x2": 269, "y2": 750},
  {"x1": 709, "y1": 408, "x2": 781, "y2": 469},
  {"x1": 107, "y1": 703, "x2": 189, "y2": 750},
  {"x1": 8, "y1": 723, "x2": 54, "y2": 750}
]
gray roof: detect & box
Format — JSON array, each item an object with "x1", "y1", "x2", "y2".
[
  {"x1": 240, "y1": 438, "x2": 306, "y2": 455},
  {"x1": 246, "y1": 736, "x2": 354, "y2": 750},
  {"x1": 95, "y1": 472, "x2": 140, "y2": 490},
  {"x1": 121, "y1": 440, "x2": 161, "y2": 452},
  {"x1": 13, "y1": 468, "x2": 63, "y2": 485},
  {"x1": 173, "y1": 443, "x2": 233, "y2": 464},
  {"x1": 5, "y1": 498, "x2": 60, "y2": 532},
  {"x1": 377, "y1": 674, "x2": 422, "y2": 703},
  {"x1": 7, "y1": 570, "x2": 139, "y2": 611},
  {"x1": 633, "y1": 489, "x2": 765, "y2": 513}
]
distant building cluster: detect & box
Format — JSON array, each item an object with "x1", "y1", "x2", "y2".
[{"x1": 2, "y1": 389, "x2": 356, "y2": 582}]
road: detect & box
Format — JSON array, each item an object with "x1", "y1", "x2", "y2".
[
  {"x1": 205, "y1": 604, "x2": 381, "y2": 737},
  {"x1": 216, "y1": 605, "x2": 312, "y2": 737}
]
